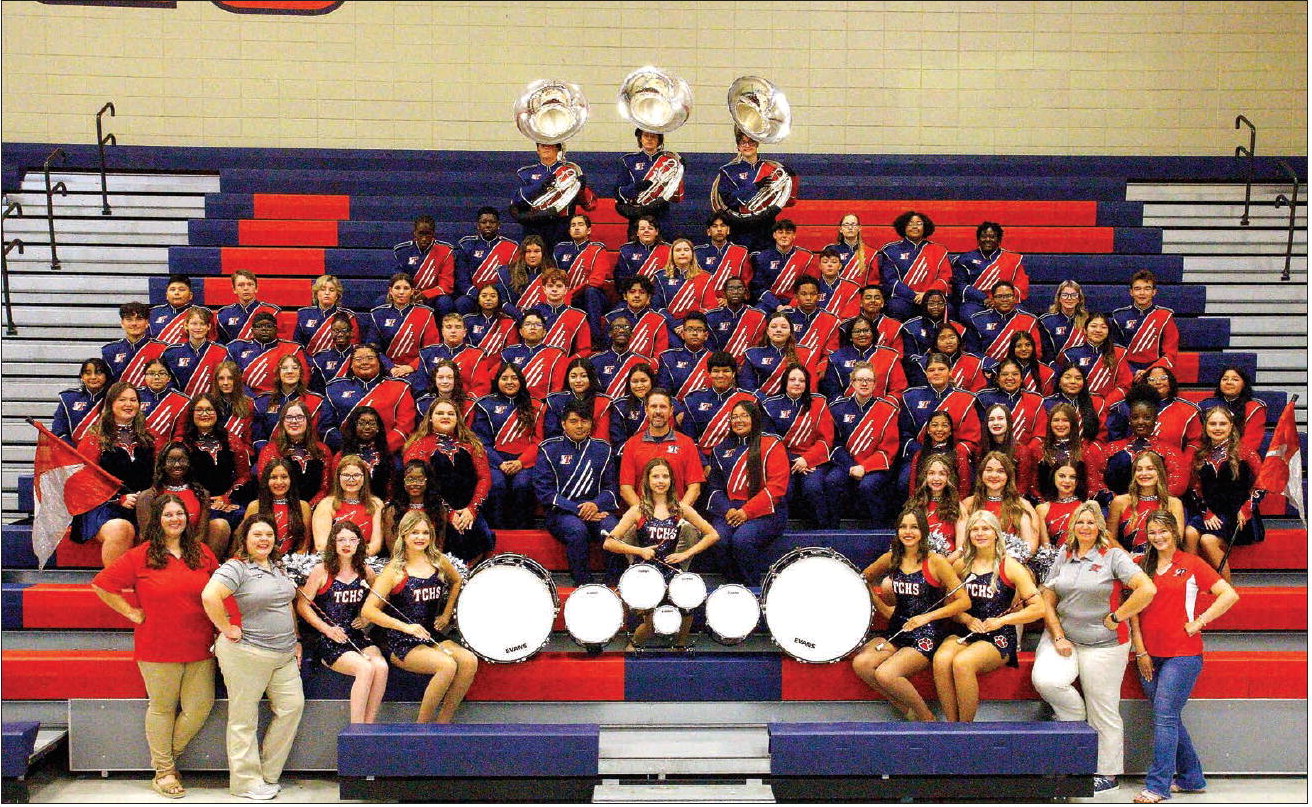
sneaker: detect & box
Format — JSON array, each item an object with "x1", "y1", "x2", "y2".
[
  {"x1": 234, "y1": 782, "x2": 279, "y2": 800},
  {"x1": 264, "y1": 781, "x2": 282, "y2": 793},
  {"x1": 1093, "y1": 775, "x2": 1119, "y2": 793}
]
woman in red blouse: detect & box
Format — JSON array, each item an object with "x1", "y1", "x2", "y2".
[
  {"x1": 91, "y1": 493, "x2": 220, "y2": 798},
  {"x1": 1128, "y1": 511, "x2": 1238, "y2": 804}
]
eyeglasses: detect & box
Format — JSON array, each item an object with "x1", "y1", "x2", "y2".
[
  {"x1": 283, "y1": 414, "x2": 307, "y2": 422},
  {"x1": 145, "y1": 369, "x2": 170, "y2": 377},
  {"x1": 340, "y1": 472, "x2": 365, "y2": 481},
  {"x1": 1059, "y1": 292, "x2": 1081, "y2": 299},
  {"x1": 335, "y1": 536, "x2": 360, "y2": 544}
]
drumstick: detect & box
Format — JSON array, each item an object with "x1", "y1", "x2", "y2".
[
  {"x1": 362, "y1": 586, "x2": 439, "y2": 646},
  {"x1": 955, "y1": 588, "x2": 1042, "y2": 645},
  {"x1": 873, "y1": 573, "x2": 977, "y2": 653},
  {"x1": 292, "y1": 586, "x2": 364, "y2": 653}
]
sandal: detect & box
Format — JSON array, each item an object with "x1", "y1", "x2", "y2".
[
  {"x1": 1133, "y1": 790, "x2": 1165, "y2": 804},
  {"x1": 1171, "y1": 784, "x2": 1207, "y2": 794},
  {"x1": 152, "y1": 771, "x2": 186, "y2": 799}
]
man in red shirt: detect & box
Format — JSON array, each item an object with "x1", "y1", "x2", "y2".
[{"x1": 619, "y1": 389, "x2": 704, "y2": 508}]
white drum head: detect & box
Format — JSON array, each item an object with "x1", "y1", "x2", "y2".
[
  {"x1": 457, "y1": 562, "x2": 556, "y2": 662},
  {"x1": 667, "y1": 572, "x2": 708, "y2": 610},
  {"x1": 651, "y1": 604, "x2": 682, "y2": 636},
  {"x1": 617, "y1": 563, "x2": 666, "y2": 610},
  {"x1": 762, "y1": 551, "x2": 871, "y2": 663},
  {"x1": 703, "y1": 584, "x2": 761, "y2": 644},
  {"x1": 563, "y1": 584, "x2": 624, "y2": 647}
]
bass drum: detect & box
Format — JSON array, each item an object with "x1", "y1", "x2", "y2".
[
  {"x1": 760, "y1": 547, "x2": 872, "y2": 663},
  {"x1": 455, "y1": 554, "x2": 558, "y2": 663}
]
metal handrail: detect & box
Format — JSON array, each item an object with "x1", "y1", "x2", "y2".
[
  {"x1": 1273, "y1": 160, "x2": 1301, "y2": 283},
  {"x1": 1234, "y1": 115, "x2": 1257, "y2": 226},
  {"x1": 2, "y1": 201, "x2": 23, "y2": 335},
  {"x1": 42, "y1": 148, "x2": 68, "y2": 271},
  {"x1": 2, "y1": 239, "x2": 23, "y2": 335},
  {"x1": 96, "y1": 102, "x2": 117, "y2": 216}
]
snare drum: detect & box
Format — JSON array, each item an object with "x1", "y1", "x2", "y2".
[
  {"x1": 455, "y1": 554, "x2": 558, "y2": 663},
  {"x1": 651, "y1": 604, "x2": 683, "y2": 636},
  {"x1": 666, "y1": 571, "x2": 708, "y2": 610},
  {"x1": 703, "y1": 584, "x2": 761, "y2": 645},
  {"x1": 760, "y1": 547, "x2": 872, "y2": 663},
  {"x1": 617, "y1": 563, "x2": 666, "y2": 610},
  {"x1": 562, "y1": 584, "x2": 624, "y2": 651}
]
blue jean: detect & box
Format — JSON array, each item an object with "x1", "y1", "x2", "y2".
[
  {"x1": 711, "y1": 507, "x2": 787, "y2": 586},
  {"x1": 544, "y1": 511, "x2": 621, "y2": 586},
  {"x1": 1139, "y1": 654, "x2": 1206, "y2": 797}
]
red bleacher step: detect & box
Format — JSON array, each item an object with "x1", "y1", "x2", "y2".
[
  {"x1": 239, "y1": 220, "x2": 340, "y2": 248},
  {"x1": 220, "y1": 247, "x2": 326, "y2": 276},
  {"x1": 1229, "y1": 527, "x2": 1307, "y2": 570},
  {"x1": 252, "y1": 194, "x2": 350, "y2": 221},
  {"x1": 466, "y1": 652, "x2": 625, "y2": 701},
  {"x1": 494, "y1": 530, "x2": 603, "y2": 572},
  {"x1": 203, "y1": 277, "x2": 311, "y2": 307},
  {"x1": 781, "y1": 651, "x2": 1308, "y2": 701}
]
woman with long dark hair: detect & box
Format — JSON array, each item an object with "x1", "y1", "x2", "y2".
[
  {"x1": 251, "y1": 353, "x2": 326, "y2": 448},
  {"x1": 706, "y1": 400, "x2": 790, "y2": 585},
  {"x1": 414, "y1": 357, "x2": 478, "y2": 422},
  {"x1": 1198, "y1": 365, "x2": 1267, "y2": 457},
  {"x1": 544, "y1": 356, "x2": 612, "y2": 440},
  {"x1": 1035, "y1": 461, "x2": 1086, "y2": 550},
  {"x1": 92, "y1": 493, "x2": 220, "y2": 798},
  {"x1": 976, "y1": 358, "x2": 1048, "y2": 446},
  {"x1": 1033, "y1": 402, "x2": 1105, "y2": 502},
  {"x1": 1002, "y1": 331, "x2": 1055, "y2": 396},
  {"x1": 1043, "y1": 363, "x2": 1107, "y2": 441},
  {"x1": 1184, "y1": 406, "x2": 1263, "y2": 580},
  {"x1": 76, "y1": 381, "x2": 158, "y2": 566},
  {"x1": 738, "y1": 311, "x2": 818, "y2": 394},
  {"x1": 244, "y1": 457, "x2": 312, "y2": 556},
  {"x1": 179, "y1": 393, "x2": 252, "y2": 529},
  {"x1": 462, "y1": 282, "x2": 520, "y2": 356},
  {"x1": 472, "y1": 362, "x2": 543, "y2": 530},
  {"x1": 908, "y1": 322, "x2": 987, "y2": 392},
  {"x1": 331, "y1": 405, "x2": 397, "y2": 501},
  {"x1": 297, "y1": 520, "x2": 389, "y2": 724},
  {"x1": 255, "y1": 399, "x2": 331, "y2": 504},
  {"x1": 382, "y1": 459, "x2": 447, "y2": 550},
  {"x1": 976, "y1": 402, "x2": 1038, "y2": 499},
  {"x1": 363, "y1": 511, "x2": 477, "y2": 723},
  {"x1": 136, "y1": 441, "x2": 231, "y2": 559},
  {"x1": 607, "y1": 363, "x2": 658, "y2": 447},
  {"x1": 51, "y1": 357, "x2": 110, "y2": 446},
  {"x1": 1058, "y1": 311, "x2": 1132, "y2": 405},
  {"x1": 212, "y1": 360, "x2": 255, "y2": 447},
  {"x1": 761, "y1": 364, "x2": 837, "y2": 528},
  {"x1": 1127, "y1": 511, "x2": 1238, "y2": 804},
  {"x1": 852, "y1": 508, "x2": 969, "y2": 721}
]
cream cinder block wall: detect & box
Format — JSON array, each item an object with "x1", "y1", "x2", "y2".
[{"x1": 1, "y1": 1, "x2": 1306, "y2": 156}]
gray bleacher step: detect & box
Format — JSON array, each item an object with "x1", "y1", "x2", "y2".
[
  {"x1": 1126, "y1": 183, "x2": 1308, "y2": 203},
  {"x1": 3, "y1": 191, "x2": 208, "y2": 218},
  {"x1": 2, "y1": 218, "x2": 190, "y2": 242},
  {"x1": 0, "y1": 327, "x2": 120, "y2": 342},
  {"x1": 4, "y1": 244, "x2": 169, "y2": 265},
  {"x1": 19, "y1": 172, "x2": 221, "y2": 194},
  {"x1": 3, "y1": 343, "x2": 119, "y2": 363},
  {"x1": 1183, "y1": 255, "x2": 1308, "y2": 274},
  {"x1": 594, "y1": 779, "x2": 774, "y2": 802},
  {"x1": 599, "y1": 725, "x2": 769, "y2": 776}
]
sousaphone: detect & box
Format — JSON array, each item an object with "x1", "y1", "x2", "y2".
[
  {"x1": 513, "y1": 79, "x2": 590, "y2": 216},
  {"x1": 712, "y1": 75, "x2": 797, "y2": 219},
  {"x1": 617, "y1": 66, "x2": 691, "y2": 206}
]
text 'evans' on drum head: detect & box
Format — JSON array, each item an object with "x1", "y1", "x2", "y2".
[
  {"x1": 761, "y1": 548, "x2": 872, "y2": 663},
  {"x1": 617, "y1": 563, "x2": 666, "y2": 610},
  {"x1": 456, "y1": 555, "x2": 557, "y2": 663},
  {"x1": 667, "y1": 571, "x2": 708, "y2": 610},
  {"x1": 563, "y1": 584, "x2": 624, "y2": 647},
  {"x1": 651, "y1": 604, "x2": 683, "y2": 636},
  {"x1": 703, "y1": 583, "x2": 761, "y2": 645}
]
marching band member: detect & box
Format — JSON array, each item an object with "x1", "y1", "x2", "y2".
[
  {"x1": 1059, "y1": 312, "x2": 1133, "y2": 405},
  {"x1": 713, "y1": 129, "x2": 797, "y2": 252},
  {"x1": 392, "y1": 215, "x2": 457, "y2": 316},
  {"x1": 1198, "y1": 365, "x2": 1268, "y2": 458},
  {"x1": 321, "y1": 345, "x2": 419, "y2": 452},
  {"x1": 499, "y1": 311, "x2": 568, "y2": 400},
  {"x1": 543, "y1": 356, "x2": 612, "y2": 440},
  {"x1": 102, "y1": 302, "x2": 167, "y2": 386},
  {"x1": 402, "y1": 400, "x2": 494, "y2": 563},
  {"x1": 951, "y1": 222, "x2": 1029, "y2": 324},
  {"x1": 696, "y1": 213, "x2": 751, "y2": 298},
  {"x1": 828, "y1": 363, "x2": 902, "y2": 528},
  {"x1": 1112, "y1": 269, "x2": 1179, "y2": 378},
  {"x1": 826, "y1": 213, "x2": 876, "y2": 286},
  {"x1": 657, "y1": 312, "x2": 713, "y2": 400},
  {"x1": 975, "y1": 359, "x2": 1049, "y2": 446},
  {"x1": 163, "y1": 308, "x2": 229, "y2": 396},
  {"x1": 455, "y1": 207, "x2": 519, "y2": 313},
  {"x1": 898, "y1": 289, "x2": 962, "y2": 359},
  {"x1": 652, "y1": 238, "x2": 719, "y2": 326},
  {"x1": 705, "y1": 277, "x2": 768, "y2": 362},
  {"x1": 749, "y1": 219, "x2": 815, "y2": 312},
  {"x1": 226, "y1": 311, "x2": 312, "y2": 398},
  {"x1": 509, "y1": 141, "x2": 595, "y2": 250},
  {"x1": 590, "y1": 315, "x2": 652, "y2": 400},
  {"x1": 761, "y1": 364, "x2": 837, "y2": 529},
  {"x1": 52, "y1": 358, "x2": 110, "y2": 446},
  {"x1": 215, "y1": 270, "x2": 280, "y2": 345},
  {"x1": 365, "y1": 273, "x2": 439, "y2": 380},
  {"x1": 683, "y1": 351, "x2": 758, "y2": 457},
  {"x1": 251, "y1": 354, "x2": 325, "y2": 449},
  {"x1": 472, "y1": 362, "x2": 544, "y2": 530},
  {"x1": 310, "y1": 313, "x2": 362, "y2": 392},
  {"x1": 783, "y1": 275, "x2": 843, "y2": 378},
  {"x1": 966, "y1": 281, "x2": 1045, "y2": 363},
  {"x1": 876, "y1": 211, "x2": 951, "y2": 322},
  {"x1": 551, "y1": 214, "x2": 612, "y2": 351},
  {"x1": 909, "y1": 454, "x2": 965, "y2": 554},
  {"x1": 738, "y1": 312, "x2": 819, "y2": 394},
  {"x1": 615, "y1": 215, "x2": 670, "y2": 292},
  {"x1": 415, "y1": 314, "x2": 493, "y2": 399},
  {"x1": 523, "y1": 268, "x2": 592, "y2": 358},
  {"x1": 294, "y1": 275, "x2": 361, "y2": 357},
  {"x1": 1039, "y1": 280, "x2": 1089, "y2": 361},
  {"x1": 603, "y1": 276, "x2": 670, "y2": 361},
  {"x1": 136, "y1": 360, "x2": 191, "y2": 452},
  {"x1": 814, "y1": 247, "x2": 862, "y2": 320},
  {"x1": 613, "y1": 128, "x2": 684, "y2": 237},
  {"x1": 822, "y1": 315, "x2": 906, "y2": 401},
  {"x1": 148, "y1": 275, "x2": 199, "y2": 345},
  {"x1": 706, "y1": 400, "x2": 790, "y2": 585}
]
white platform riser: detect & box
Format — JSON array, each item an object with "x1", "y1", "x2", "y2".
[
  {"x1": 3, "y1": 219, "x2": 190, "y2": 241},
  {"x1": 1127, "y1": 183, "x2": 1307, "y2": 202},
  {"x1": 19, "y1": 173, "x2": 221, "y2": 194}
]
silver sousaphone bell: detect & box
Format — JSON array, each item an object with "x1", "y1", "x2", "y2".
[
  {"x1": 617, "y1": 66, "x2": 691, "y2": 206},
  {"x1": 712, "y1": 75, "x2": 796, "y2": 218},
  {"x1": 513, "y1": 79, "x2": 590, "y2": 216}
]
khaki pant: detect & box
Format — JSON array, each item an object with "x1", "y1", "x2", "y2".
[
  {"x1": 1031, "y1": 635, "x2": 1130, "y2": 776},
  {"x1": 136, "y1": 659, "x2": 216, "y2": 776},
  {"x1": 213, "y1": 640, "x2": 305, "y2": 794}
]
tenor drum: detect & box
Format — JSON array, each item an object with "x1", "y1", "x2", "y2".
[
  {"x1": 562, "y1": 584, "x2": 624, "y2": 651},
  {"x1": 455, "y1": 554, "x2": 558, "y2": 663},
  {"x1": 666, "y1": 571, "x2": 708, "y2": 610},
  {"x1": 617, "y1": 563, "x2": 666, "y2": 610},
  {"x1": 702, "y1": 584, "x2": 761, "y2": 645},
  {"x1": 760, "y1": 547, "x2": 872, "y2": 663}
]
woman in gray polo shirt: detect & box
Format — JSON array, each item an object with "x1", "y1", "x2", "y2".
[
  {"x1": 202, "y1": 513, "x2": 306, "y2": 800},
  {"x1": 1032, "y1": 500, "x2": 1155, "y2": 795}
]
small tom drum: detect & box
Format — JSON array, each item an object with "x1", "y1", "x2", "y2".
[
  {"x1": 617, "y1": 563, "x2": 666, "y2": 610},
  {"x1": 562, "y1": 584, "x2": 624, "y2": 651},
  {"x1": 760, "y1": 547, "x2": 872, "y2": 663},
  {"x1": 456, "y1": 554, "x2": 558, "y2": 663},
  {"x1": 667, "y1": 571, "x2": 708, "y2": 610},
  {"x1": 651, "y1": 604, "x2": 683, "y2": 636},
  {"x1": 703, "y1": 584, "x2": 761, "y2": 645}
]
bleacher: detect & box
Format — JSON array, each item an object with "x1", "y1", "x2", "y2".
[{"x1": 0, "y1": 144, "x2": 1306, "y2": 799}]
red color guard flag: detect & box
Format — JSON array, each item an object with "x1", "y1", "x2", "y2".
[
  {"x1": 28, "y1": 419, "x2": 122, "y2": 568},
  {"x1": 1256, "y1": 399, "x2": 1305, "y2": 522}
]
